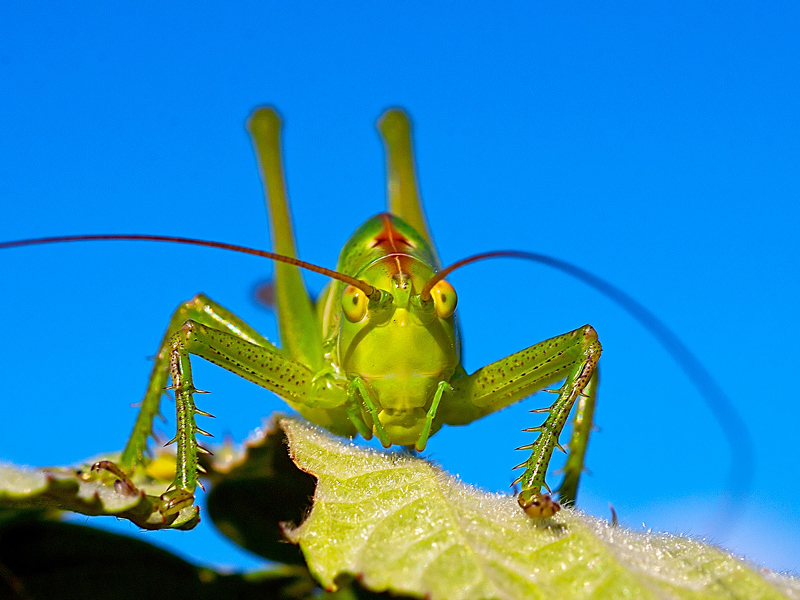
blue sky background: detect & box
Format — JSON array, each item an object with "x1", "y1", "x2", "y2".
[{"x1": 1, "y1": 2, "x2": 799, "y2": 574}]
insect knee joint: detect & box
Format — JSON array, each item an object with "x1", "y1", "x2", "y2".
[
  {"x1": 180, "y1": 320, "x2": 199, "y2": 337},
  {"x1": 189, "y1": 293, "x2": 210, "y2": 307}
]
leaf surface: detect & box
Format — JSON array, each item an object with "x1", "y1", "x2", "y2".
[
  {"x1": 202, "y1": 418, "x2": 316, "y2": 564},
  {"x1": 0, "y1": 456, "x2": 199, "y2": 530},
  {"x1": 281, "y1": 417, "x2": 799, "y2": 600}
]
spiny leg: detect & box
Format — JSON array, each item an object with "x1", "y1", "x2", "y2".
[
  {"x1": 161, "y1": 338, "x2": 205, "y2": 511},
  {"x1": 161, "y1": 319, "x2": 348, "y2": 501},
  {"x1": 558, "y1": 369, "x2": 598, "y2": 507},
  {"x1": 439, "y1": 325, "x2": 601, "y2": 517},
  {"x1": 514, "y1": 336, "x2": 600, "y2": 517},
  {"x1": 119, "y1": 294, "x2": 277, "y2": 471}
]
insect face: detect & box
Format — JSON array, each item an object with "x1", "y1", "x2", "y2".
[{"x1": 336, "y1": 257, "x2": 459, "y2": 445}]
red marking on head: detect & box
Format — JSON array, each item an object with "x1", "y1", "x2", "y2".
[{"x1": 369, "y1": 214, "x2": 414, "y2": 252}]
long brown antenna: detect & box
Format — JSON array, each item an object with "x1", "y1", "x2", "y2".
[
  {"x1": 420, "y1": 251, "x2": 532, "y2": 300},
  {"x1": 0, "y1": 234, "x2": 376, "y2": 295},
  {"x1": 422, "y1": 248, "x2": 753, "y2": 520}
]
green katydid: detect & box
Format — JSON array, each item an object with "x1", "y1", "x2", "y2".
[{"x1": 0, "y1": 107, "x2": 749, "y2": 523}]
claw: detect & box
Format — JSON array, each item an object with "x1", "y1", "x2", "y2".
[
  {"x1": 518, "y1": 492, "x2": 561, "y2": 518},
  {"x1": 159, "y1": 488, "x2": 194, "y2": 515},
  {"x1": 114, "y1": 479, "x2": 138, "y2": 496},
  {"x1": 90, "y1": 460, "x2": 138, "y2": 496}
]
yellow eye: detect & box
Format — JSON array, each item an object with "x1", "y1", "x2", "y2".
[
  {"x1": 342, "y1": 285, "x2": 368, "y2": 322},
  {"x1": 431, "y1": 280, "x2": 457, "y2": 319}
]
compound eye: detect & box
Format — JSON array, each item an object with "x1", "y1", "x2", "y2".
[
  {"x1": 431, "y1": 280, "x2": 457, "y2": 319},
  {"x1": 342, "y1": 285, "x2": 368, "y2": 322}
]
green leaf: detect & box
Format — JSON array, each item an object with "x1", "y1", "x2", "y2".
[
  {"x1": 280, "y1": 416, "x2": 800, "y2": 600},
  {"x1": 0, "y1": 457, "x2": 199, "y2": 530},
  {"x1": 202, "y1": 417, "x2": 317, "y2": 564}
]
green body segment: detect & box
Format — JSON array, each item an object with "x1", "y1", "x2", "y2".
[
  {"x1": 115, "y1": 107, "x2": 600, "y2": 521},
  {"x1": 248, "y1": 110, "x2": 323, "y2": 373},
  {"x1": 330, "y1": 214, "x2": 460, "y2": 445}
]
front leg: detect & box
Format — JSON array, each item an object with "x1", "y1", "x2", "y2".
[
  {"x1": 439, "y1": 325, "x2": 601, "y2": 517},
  {"x1": 120, "y1": 293, "x2": 277, "y2": 471},
  {"x1": 164, "y1": 319, "x2": 350, "y2": 497},
  {"x1": 113, "y1": 293, "x2": 349, "y2": 510}
]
